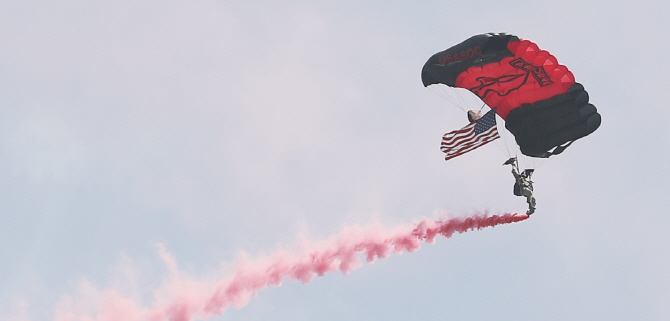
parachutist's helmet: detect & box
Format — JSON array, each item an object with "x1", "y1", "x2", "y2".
[{"x1": 522, "y1": 169, "x2": 534, "y2": 178}]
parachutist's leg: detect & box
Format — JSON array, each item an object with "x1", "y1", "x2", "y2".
[
  {"x1": 519, "y1": 188, "x2": 536, "y2": 215},
  {"x1": 528, "y1": 195, "x2": 536, "y2": 208},
  {"x1": 526, "y1": 195, "x2": 536, "y2": 215}
]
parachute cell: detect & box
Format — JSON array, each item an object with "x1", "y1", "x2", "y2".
[{"x1": 422, "y1": 33, "x2": 601, "y2": 158}]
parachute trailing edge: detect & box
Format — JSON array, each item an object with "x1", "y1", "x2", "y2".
[{"x1": 505, "y1": 83, "x2": 601, "y2": 158}]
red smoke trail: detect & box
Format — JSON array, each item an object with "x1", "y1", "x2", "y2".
[{"x1": 56, "y1": 212, "x2": 528, "y2": 321}]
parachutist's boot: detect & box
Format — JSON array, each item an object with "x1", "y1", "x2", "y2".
[
  {"x1": 503, "y1": 157, "x2": 517, "y2": 166},
  {"x1": 526, "y1": 206, "x2": 535, "y2": 215}
]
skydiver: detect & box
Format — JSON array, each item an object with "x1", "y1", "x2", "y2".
[{"x1": 503, "y1": 157, "x2": 536, "y2": 215}]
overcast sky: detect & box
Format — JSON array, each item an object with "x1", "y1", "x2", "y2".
[{"x1": 1, "y1": 1, "x2": 669, "y2": 320}]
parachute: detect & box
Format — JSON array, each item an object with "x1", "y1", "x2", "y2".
[{"x1": 422, "y1": 33, "x2": 601, "y2": 159}]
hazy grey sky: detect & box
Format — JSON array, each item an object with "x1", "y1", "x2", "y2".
[{"x1": 1, "y1": 2, "x2": 668, "y2": 320}]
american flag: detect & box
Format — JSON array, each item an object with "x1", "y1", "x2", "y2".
[{"x1": 441, "y1": 108, "x2": 500, "y2": 161}]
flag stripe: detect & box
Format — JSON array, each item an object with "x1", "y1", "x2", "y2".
[
  {"x1": 443, "y1": 128, "x2": 499, "y2": 160},
  {"x1": 443, "y1": 131, "x2": 498, "y2": 160},
  {"x1": 441, "y1": 126, "x2": 498, "y2": 152},
  {"x1": 440, "y1": 109, "x2": 500, "y2": 161}
]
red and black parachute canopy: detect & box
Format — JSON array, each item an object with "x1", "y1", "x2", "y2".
[{"x1": 422, "y1": 33, "x2": 601, "y2": 158}]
